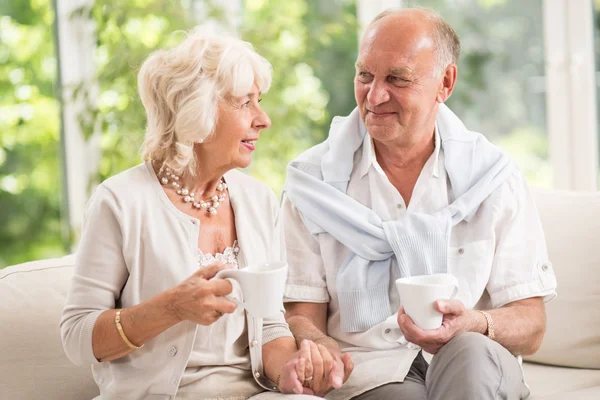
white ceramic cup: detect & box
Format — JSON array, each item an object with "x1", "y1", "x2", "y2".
[
  {"x1": 215, "y1": 261, "x2": 288, "y2": 318},
  {"x1": 395, "y1": 273, "x2": 459, "y2": 330}
]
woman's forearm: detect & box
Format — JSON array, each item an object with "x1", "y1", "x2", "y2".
[
  {"x1": 262, "y1": 336, "x2": 298, "y2": 385},
  {"x1": 92, "y1": 289, "x2": 181, "y2": 362}
]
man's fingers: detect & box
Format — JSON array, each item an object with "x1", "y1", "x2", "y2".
[
  {"x1": 329, "y1": 355, "x2": 345, "y2": 388},
  {"x1": 435, "y1": 299, "x2": 464, "y2": 314},
  {"x1": 399, "y1": 313, "x2": 424, "y2": 341},
  {"x1": 400, "y1": 314, "x2": 449, "y2": 347},
  {"x1": 318, "y1": 344, "x2": 334, "y2": 375},
  {"x1": 342, "y1": 353, "x2": 354, "y2": 382}
]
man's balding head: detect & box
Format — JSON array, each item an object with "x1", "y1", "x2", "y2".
[
  {"x1": 353, "y1": 8, "x2": 458, "y2": 148},
  {"x1": 363, "y1": 8, "x2": 460, "y2": 77}
]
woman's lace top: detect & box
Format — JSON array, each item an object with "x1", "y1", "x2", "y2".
[{"x1": 197, "y1": 240, "x2": 240, "y2": 268}]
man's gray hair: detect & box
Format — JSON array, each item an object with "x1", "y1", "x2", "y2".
[{"x1": 371, "y1": 8, "x2": 461, "y2": 77}]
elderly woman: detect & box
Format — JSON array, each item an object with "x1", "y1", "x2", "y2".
[{"x1": 60, "y1": 29, "x2": 334, "y2": 400}]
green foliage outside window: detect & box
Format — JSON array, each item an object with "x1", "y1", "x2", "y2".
[
  {"x1": 0, "y1": 0, "x2": 358, "y2": 268},
  {"x1": 0, "y1": 0, "x2": 558, "y2": 269}
]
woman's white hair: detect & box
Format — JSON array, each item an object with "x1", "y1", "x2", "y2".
[{"x1": 139, "y1": 27, "x2": 272, "y2": 176}]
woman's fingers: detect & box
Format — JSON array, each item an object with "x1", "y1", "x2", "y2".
[
  {"x1": 295, "y1": 354, "x2": 306, "y2": 383},
  {"x1": 211, "y1": 296, "x2": 237, "y2": 314},
  {"x1": 309, "y1": 341, "x2": 324, "y2": 388},
  {"x1": 209, "y1": 278, "x2": 233, "y2": 296},
  {"x1": 300, "y1": 340, "x2": 313, "y2": 383},
  {"x1": 197, "y1": 262, "x2": 230, "y2": 280},
  {"x1": 279, "y1": 359, "x2": 302, "y2": 394}
]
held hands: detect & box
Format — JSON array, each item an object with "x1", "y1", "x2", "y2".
[
  {"x1": 278, "y1": 339, "x2": 354, "y2": 396},
  {"x1": 170, "y1": 262, "x2": 238, "y2": 325},
  {"x1": 398, "y1": 299, "x2": 478, "y2": 354}
]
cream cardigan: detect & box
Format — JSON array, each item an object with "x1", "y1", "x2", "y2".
[{"x1": 60, "y1": 162, "x2": 291, "y2": 399}]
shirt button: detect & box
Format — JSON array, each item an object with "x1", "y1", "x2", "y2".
[
  {"x1": 541, "y1": 264, "x2": 549, "y2": 272},
  {"x1": 250, "y1": 339, "x2": 258, "y2": 347},
  {"x1": 397, "y1": 204, "x2": 404, "y2": 209},
  {"x1": 168, "y1": 346, "x2": 177, "y2": 356},
  {"x1": 254, "y1": 371, "x2": 261, "y2": 379},
  {"x1": 384, "y1": 328, "x2": 391, "y2": 334},
  {"x1": 458, "y1": 248, "x2": 465, "y2": 255}
]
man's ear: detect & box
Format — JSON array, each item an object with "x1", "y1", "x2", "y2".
[{"x1": 436, "y1": 64, "x2": 457, "y2": 103}]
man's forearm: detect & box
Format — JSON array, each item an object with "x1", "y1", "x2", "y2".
[
  {"x1": 469, "y1": 298, "x2": 546, "y2": 355},
  {"x1": 287, "y1": 314, "x2": 341, "y2": 357}
]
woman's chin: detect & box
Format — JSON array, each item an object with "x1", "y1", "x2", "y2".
[{"x1": 234, "y1": 157, "x2": 253, "y2": 170}]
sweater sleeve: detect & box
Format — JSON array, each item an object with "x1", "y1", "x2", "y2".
[
  {"x1": 261, "y1": 192, "x2": 293, "y2": 345},
  {"x1": 60, "y1": 184, "x2": 129, "y2": 366}
]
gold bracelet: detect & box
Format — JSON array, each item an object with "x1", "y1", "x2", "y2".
[
  {"x1": 276, "y1": 371, "x2": 282, "y2": 389},
  {"x1": 477, "y1": 310, "x2": 496, "y2": 341},
  {"x1": 115, "y1": 310, "x2": 143, "y2": 350}
]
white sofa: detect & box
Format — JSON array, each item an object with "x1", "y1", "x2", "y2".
[{"x1": 1, "y1": 188, "x2": 599, "y2": 399}]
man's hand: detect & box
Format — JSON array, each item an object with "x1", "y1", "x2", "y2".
[{"x1": 397, "y1": 299, "x2": 482, "y2": 354}]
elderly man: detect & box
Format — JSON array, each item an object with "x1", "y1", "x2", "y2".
[{"x1": 281, "y1": 8, "x2": 557, "y2": 400}]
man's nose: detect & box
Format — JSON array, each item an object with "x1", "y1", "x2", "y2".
[{"x1": 366, "y1": 81, "x2": 391, "y2": 106}]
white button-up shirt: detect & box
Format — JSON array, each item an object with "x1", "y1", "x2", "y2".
[{"x1": 282, "y1": 129, "x2": 557, "y2": 400}]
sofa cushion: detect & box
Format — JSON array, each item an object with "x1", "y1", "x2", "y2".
[
  {"x1": 523, "y1": 362, "x2": 600, "y2": 399},
  {"x1": 0, "y1": 255, "x2": 99, "y2": 400},
  {"x1": 525, "y1": 189, "x2": 600, "y2": 369}
]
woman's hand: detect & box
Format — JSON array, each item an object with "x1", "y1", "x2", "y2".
[
  {"x1": 168, "y1": 263, "x2": 238, "y2": 325},
  {"x1": 278, "y1": 339, "x2": 354, "y2": 396},
  {"x1": 277, "y1": 345, "x2": 314, "y2": 395}
]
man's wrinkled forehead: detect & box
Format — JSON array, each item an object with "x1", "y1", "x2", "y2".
[{"x1": 357, "y1": 20, "x2": 436, "y2": 72}]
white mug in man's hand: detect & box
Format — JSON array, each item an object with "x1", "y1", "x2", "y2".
[
  {"x1": 216, "y1": 261, "x2": 288, "y2": 318},
  {"x1": 395, "y1": 273, "x2": 459, "y2": 330}
]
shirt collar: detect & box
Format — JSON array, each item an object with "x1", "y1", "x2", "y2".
[{"x1": 359, "y1": 122, "x2": 441, "y2": 179}]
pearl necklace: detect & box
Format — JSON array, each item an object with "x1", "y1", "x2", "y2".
[{"x1": 159, "y1": 167, "x2": 228, "y2": 216}]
